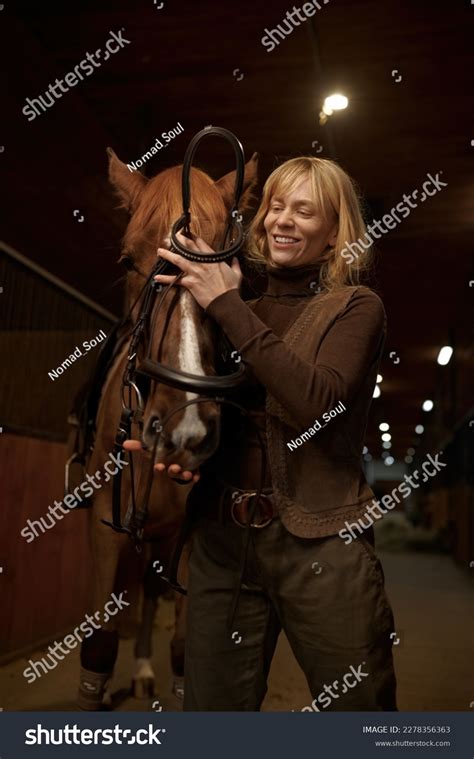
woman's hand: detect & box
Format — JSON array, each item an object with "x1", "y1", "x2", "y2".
[
  {"x1": 155, "y1": 231, "x2": 243, "y2": 310},
  {"x1": 121, "y1": 232, "x2": 235, "y2": 482},
  {"x1": 122, "y1": 439, "x2": 200, "y2": 484}
]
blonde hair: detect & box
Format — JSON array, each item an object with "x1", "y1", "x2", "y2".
[{"x1": 246, "y1": 157, "x2": 372, "y2": 291}]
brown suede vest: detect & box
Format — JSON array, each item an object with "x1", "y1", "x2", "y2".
[{"x1": 265, "y1": 286, "x2": 385, "y2": 538}]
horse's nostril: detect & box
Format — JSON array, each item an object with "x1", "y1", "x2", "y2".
[{"x1": 163, "y1": 436, "x2": 175, "y2": 452}]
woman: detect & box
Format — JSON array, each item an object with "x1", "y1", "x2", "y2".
[{"x1": 128, "y1": 156, "x2": 397, "y2": 711}]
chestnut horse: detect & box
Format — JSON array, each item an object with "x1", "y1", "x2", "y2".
[{"x1": 77, "y1": 145, "x2": 258, "y2": 710}]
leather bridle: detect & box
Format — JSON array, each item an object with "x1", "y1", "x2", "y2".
[
  {"x1": 125, "y1": 125, "x2": 248, "y2": 397},
  {"x1": 169, "y1": 125, "x2": 245, "y2": 263},
  {"x1": 102, "y1": 127, "x2": 267, "y2": 601}
]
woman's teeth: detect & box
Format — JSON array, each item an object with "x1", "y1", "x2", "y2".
[{"x1": 274, "y1": 236, "x2": 298, "y2": 244}]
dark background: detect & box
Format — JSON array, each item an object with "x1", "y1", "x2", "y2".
[
  {"x1": 0, "y1": 0, "x2": 473, "y2": 707},
  {"x1": 2, "y1": 0, "x2": 473, "y2": 460}
]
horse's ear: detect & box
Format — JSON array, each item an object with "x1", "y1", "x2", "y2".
[
  {"x1": 215, "y1": 151, "x2": 259, "y2": 211},
  {"x1": 107, "y1": 147, "x2": 148, "y2": 213}
]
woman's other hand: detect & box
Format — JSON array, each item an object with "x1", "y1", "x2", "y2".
[{"x1": 122, "y1": 439, "x2": 201, "y2": 484}]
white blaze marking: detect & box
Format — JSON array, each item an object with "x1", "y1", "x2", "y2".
[{"x1": 171, "y1": 291, "x2": 207, "y2": 450}]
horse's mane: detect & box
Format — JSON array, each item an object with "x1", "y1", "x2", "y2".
[{"x1": 122, "y1": 165, "x2": 228, "y2": 256}]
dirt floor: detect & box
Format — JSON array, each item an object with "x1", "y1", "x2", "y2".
[{"x1": 1, "y1": 546, "x2": 473, "y2": 712}]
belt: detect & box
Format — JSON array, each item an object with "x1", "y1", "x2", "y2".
[{"x1": 221, "y1": 487, "x2": 276, "y2": 528}]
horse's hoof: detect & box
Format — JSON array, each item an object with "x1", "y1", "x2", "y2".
[
  {"x1": 132, "y1": 677, "x2": 155, "y2": 699},
  {"x1": 172, "y1": 676, "x2": 185, "y2": 700}
]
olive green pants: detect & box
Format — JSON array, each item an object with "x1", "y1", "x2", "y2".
[{"x1": 183, "y1": 513, "x2": 397, "y2": 711}]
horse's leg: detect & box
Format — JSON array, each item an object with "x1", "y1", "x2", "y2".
[
  {"x1": 132, "y1": 552, "x2": 164, "y2": 699},
  {"x1": 170, "y1": 540, "x2": 190, "y2": 700},
  {"x1": 170, "y1": 591, "x2": 186, "y2": 700},
  {"x1": 132, "y1": 528, "x2": 188, "y2": 701},
  {"x1": 77, "y1": 343, "x2": 132, "y2": 710},
  {"x1": 77, "y1": 490, "x2": 127, "y2": 711}
]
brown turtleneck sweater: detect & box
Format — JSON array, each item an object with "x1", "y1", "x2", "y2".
[
  {"x1": 204, "y1": 262, "x2": 323, "y2": 490},
  {"x1": 200, "y1": 259, "x2": 387, "y2": 539}
]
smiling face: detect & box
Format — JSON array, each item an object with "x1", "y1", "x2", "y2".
[{"x1": 263, "y1": 177, "x2": 338, "y2": 268}]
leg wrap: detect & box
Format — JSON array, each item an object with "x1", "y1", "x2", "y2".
[
  {"x1": 77, "y1": 667, "x2": 112, "y2": 711},
  {"x1": 77, "y1": 630, "x2": 119, "y2": 710}
]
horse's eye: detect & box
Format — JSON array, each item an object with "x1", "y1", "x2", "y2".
[{"x1": 119, "y1": 255, "x2": 135, "y2": 271}]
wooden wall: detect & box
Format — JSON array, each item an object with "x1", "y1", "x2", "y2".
[{"x1": 0, "y1": 434, "x2": 92, "y2": 659}]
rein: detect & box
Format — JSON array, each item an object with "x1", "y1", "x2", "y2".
[{"x1": 169, "y1": 125, "x2": 245, "y2": 263}]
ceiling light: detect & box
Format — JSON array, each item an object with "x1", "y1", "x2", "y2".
[
  {"x1": 381, "y1": 433, "x2": 391, "y2": 442},
  {"x1": 384, "y1": 456, "x2": 395, "y2": 466},
  {"x1": 322, "y1": 94, "x2": 348, "y2": 115},
  {"x1": 379, "y1": 422, "x2": 389, "y2": 432},
  {"x1": 382, "y1": 441, "x2": 392, "y2": 449},
  {"x1": 376, "y1": 374, "x2": 383, "y2": 384},
  {"x1": 415, "y1": 424, "x2": 424, "y2": 434},
  {"x1": 382, "y1": 451, "x2": 390, "y2": 459},
  {"x1": 405, "y1": 455, "x2": 413, "y2": 464},
  {"x1": 422, "y1": 400, "x2": 434, "y2": 412},
  {"x1": 363, "y1": 446, "x2": 368, "y2": 454},
  {"x1": 407, "y1": 447, "x2": 415, "y2": 455},
  {"x1": 437, "y1": 346, "x2": 453, "y2": 366},
  {"x1": 373, "y1": 385, "x2": 381, "y2": 399},
  {"x1": 363, "y1": 453, "x2": 372, "y2": 462},
  {"x1": 320, "y1": 94, "x2": 349, "y2": 124}
]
